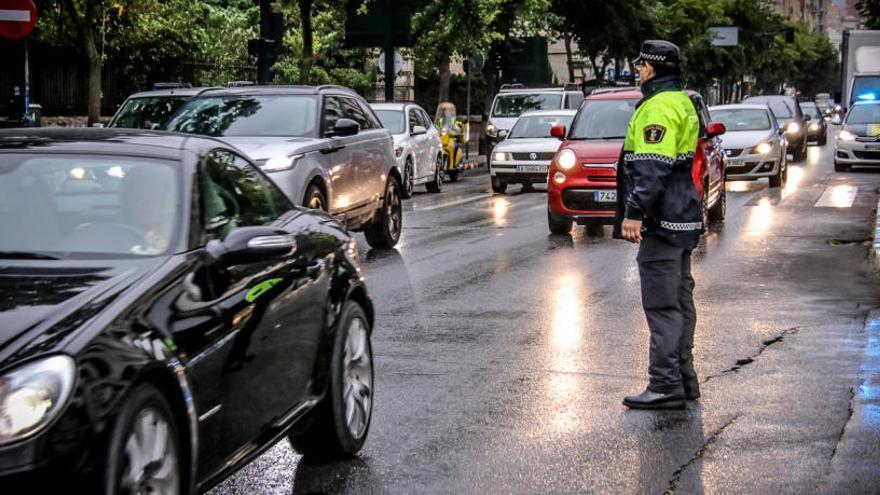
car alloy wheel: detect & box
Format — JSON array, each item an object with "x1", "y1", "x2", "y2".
[
  {"x1": 386, "y1": 180, "x2": 402, "y2": 242},
  {"x1": 343, "y1": 316, "x2": 373, "y2": 439},
  {"x1": 363, "y1": 177, "x2": 402, "y2": 248},
  {"x1": 305, "y1": 184, "x2": 327, "y2": 211},
  {"x1": 426, "y1": 155, "x2": 443, "y2": 193},
  {"x1": 106, "y1": 383, "x2": 182, "y2": 495},
  {"x1": 402, "y1": 159, "x2": 414, "y2": 199},
  {"x1": 120, "y1": 408, "x2": 180, "y2": 495}
]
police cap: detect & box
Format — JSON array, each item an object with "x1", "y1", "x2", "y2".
[{"x1": 634, "y1": 40, "x2": 681, "y2": 66}]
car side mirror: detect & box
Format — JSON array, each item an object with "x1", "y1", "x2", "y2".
[
  {"x1": 803, "y1": 114, "x2": 812, "y2": 122},
  {"x1": 327, "y1": 118, "x2": 360, "y2": 137},
  {"x1": 497, "y1": 129, "x2": 509, "y2": 140},
  {"x1": 551, "y1": 123, "x2": 567, "y2": 140},
  {"x1": 206, "y1": 226, "x2": 296, "y2": 268},
  {"x1": 411, "y1": 125, "x2": 427, "y2": 135},
  {"x1": 706, "y1": 122, "x2": 726, "y2": 138}
]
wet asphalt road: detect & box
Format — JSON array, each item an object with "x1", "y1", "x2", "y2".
[{"x1": 212, "y1": 129, "x2": 880, "y2": 494}]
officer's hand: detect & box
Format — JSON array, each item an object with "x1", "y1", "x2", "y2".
[{"x1": 622, "y1": 219, "x2": 643, "y2": 243}]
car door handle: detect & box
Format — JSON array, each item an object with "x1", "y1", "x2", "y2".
[{"x1": 321, "y1": 145, "x2": 345, "y2": 154}]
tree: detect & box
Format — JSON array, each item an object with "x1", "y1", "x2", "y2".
[
  {"x1": 856, "y1": 0, "x2": 880, "y2": 29},
  {"x1": 57, "y1": 0, "x2": 119, "y2": 124},
  {"x1": 297, "y1": 0, "x2": 314, "y2": 84}
]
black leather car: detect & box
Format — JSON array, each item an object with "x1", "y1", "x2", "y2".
[{"x1": 0, "y1": 129, "x2": 375, "y2": 494}]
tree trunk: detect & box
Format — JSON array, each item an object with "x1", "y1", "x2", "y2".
[
  {"x1": 84, "y1": 27, "x2": 101, "y2": 125},
  {"x1": 438, "y1": 52, "x2": 451, "y2": 104},
  {"x1": 299, "y1": 0, "x2": 313, "y2": 85},
  {"x1": 563, "y1": 32, "x2": 575, "y2": 83}
]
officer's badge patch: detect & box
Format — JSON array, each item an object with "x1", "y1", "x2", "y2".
[{"x1": 643, "y1": 124, "x2": 666, "y2": 144}]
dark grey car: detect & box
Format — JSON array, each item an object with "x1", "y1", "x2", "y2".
[
  {"x1": 108, "y1": 85, "x2": 219, "y2": 129},
  {"x1": 742, "y1": 95, "x2": 812, "y2": 162},
  {"x1": 167, "y1": 85, "x2": 403, "y2": 249}
]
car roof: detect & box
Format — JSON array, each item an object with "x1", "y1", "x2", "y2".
[
  {"x1": 370, "y1": 102, "x2": 424, "y2": 111},
  {"x1": 709, "y1": 104, "x2": 772, "y2": 112},
  {"x1": 587, "y1": 88, "x2": 643, "y2": 100},
  {"x1": 0, "y1": 128, "x2": 229, "y2": 159},
  {"x1": 123, "y1": 87, "x2": 220, "y2": 99},
  {"x1": 497, "y1": 87, "x2": 578, "y2": 95},
  {"x1": 520, "y1": 109, "x2": 578, "y2": 117},
  {"x1": 744, "y1": 95, "x2": 795, "y2": 101},
  {"x1": 197, "y1": 85, "x2": 361, "y2": 98}
]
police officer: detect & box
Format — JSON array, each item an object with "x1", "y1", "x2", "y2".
[{"x1": 614, "y1": 40, "x2": 703, "y2": 410}]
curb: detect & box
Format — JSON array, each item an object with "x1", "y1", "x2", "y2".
[{"x1": 873, "y1": 199, "x2": 880, "y2": 272}]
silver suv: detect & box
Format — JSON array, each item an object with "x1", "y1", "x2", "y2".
[
  {"x1": 486, "y1": 85, "x2": 584, "y2": 150},
  {"x1": 167, "y1": 85, "x2": 403, "y2": 248}
]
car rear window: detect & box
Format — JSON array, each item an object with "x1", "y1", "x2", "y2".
[
  {"x1": 492, "y1": 94, "x2": 563, "y2": 118},
  {"x1": 568, "y1": 99, "x2": 637, "y2": 140},
  {"x1": 167, "y1": 95, "x2": 318, "y2": 137}
]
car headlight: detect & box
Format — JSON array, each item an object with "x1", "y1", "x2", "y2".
[
  {"x1": 809, "y1": 123, "x2": 819, "y2": 131},
  {"x1": 0, "y1": 355, "x2": 75, "y2": 445},
  {"x1": 262, "y1": 154, "x2": 302, "y2": 172},
  {"x1": 486, "y1": 124, "x2": 497, "y2": 137},
  {"x1": 556, "y1": 149, "x2": 577, "y2": 171},
  {"x1": 752, "y1": 142, "x2": 773, "y2": 155},
  {"x1": 394, "y1": 146, "x2": 403, "y2": 158},
  {"x1": 785, "y1": 122, "x2": 800, "y2": 134},
  {"x1": 493, "y1": 152, "x2": 509, "y2": 162},
  {"x1": 838, "y1": 130, "x2": 856, "y2": 141}
]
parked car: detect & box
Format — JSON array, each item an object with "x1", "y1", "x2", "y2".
[
  {"x1": 709, "y1": 104, "x2": 789, "y2": 187},
  {"x1": 371, "y1": 102, "x2": 443, "y2": 197},
  {"x1": 742, "y1": 95, "x2": 810, "y2": 162},
  {"x1": 166, "y1": 85, "x2": 403, "y2": 249},
  {"x1": 0, "y1": 128, "x2": 375, "y2": 493},
  {"x1": 835, "y1": 100, "x2": 880, "y2": 172},
  {"x1": 485, "y1": 85, "x2": 584, "y2": 150},
  {"x1": 108, "y1": 84, "x2": 219, "y2": 129},
  {"x1": 489, "y1": 109, "x2": 576, "y2": 193},
  {"x1": 547, "y1": 87, "x2": 726, "y2": 234},
  {"x1": 800, "y1": 101, "x2": 828, "y2": 145}
]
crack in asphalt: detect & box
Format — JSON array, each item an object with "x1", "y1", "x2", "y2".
[
  {"x1": 830, "y1": 384, "x2": 857, "y2": 459},
  {"x1": 704, "y1": 327, "x2": 800, "y2": 382},
  {"x1": 664, "y1": 414, "x2": 740, "y2": 494}
]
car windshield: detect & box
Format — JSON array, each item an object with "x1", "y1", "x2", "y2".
[
  {"x1": 508, "y1": 114, "x2": 574, "y2": 138},
  {"x1": 568, "y1": 99, "x2": 637, "y2": 140},
  {"x1": 374, "y1": 109, "x2": 406, "y2": 134},
  {"x1": 167, "y1": 95, "x2": 318, "y2": 137},
  {"x1": 851, "y1": 76, "x2": 880, "y2": 104},
  {"x1": 0, "y1": 154, "x2": 179, "y2": 258},
  {"x1": 800, "y1": 103, "x2": 822, "y2": 119},
  {"x1": 110, "y1": 96, "x2": 190, "y2": 129},
  {"x1": 845, "y1": 104, "x2": 880, "y2": 125},
  {"x1": 710, "y1": 108, "x2": 772, "y2": 131},
  {"x1": 492, "y1": 94, "x2": 563, "y2": 118},
  {"x1": 744, "y1": 97, "x2": 794, "y2": 118}
]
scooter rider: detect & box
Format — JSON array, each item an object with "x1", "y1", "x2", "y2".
[{"x1": 614, "y1": 40, "x2": 703, "y2": 410}]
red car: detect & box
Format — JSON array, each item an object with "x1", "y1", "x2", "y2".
[{"x1": 547, "y1": 87, "x2": 727, "y2": 234}]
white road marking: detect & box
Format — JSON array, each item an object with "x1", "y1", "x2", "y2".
[
  {"x1": 814, "y1": 185, "x2": 858, "y2": 208},
  {"x1": 0, "y1": 9, "x2": 31, "y2": 22}
]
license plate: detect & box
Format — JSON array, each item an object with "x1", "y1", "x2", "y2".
[
  {"x1": 515, "y1": 165, "x2": 549, "y2": 173},
  {"x1": 726, "y1": 158, "x2": 743, "y2": 166},
  {"x1": 594, "y1": 190, "x2": 617, "y2": 202},
  {"x1": 866, "y1": 144, "x2": 880, "y2": 151}
]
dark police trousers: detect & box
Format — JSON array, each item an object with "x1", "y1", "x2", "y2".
[{"x1": 637, "y1": 235, "x2": 697, "y2": 393}]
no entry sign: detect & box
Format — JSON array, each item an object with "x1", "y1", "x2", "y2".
[{"x1": 0, "y1": 0, "x2": 37, "y2": 40}]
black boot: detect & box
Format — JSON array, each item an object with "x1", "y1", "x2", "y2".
[
  {"x1": 623, "y1": 388, "x2": 686, "y2": 410},
  {"x1": 683, "y1": 378, "x2": 700, "y2": 400}
]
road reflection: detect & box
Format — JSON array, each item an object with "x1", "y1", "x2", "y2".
[
  {"x1": 746, "y1": 196, "x2": 774, "y2": 235},
  {"x1": 545, "y1": 273, "x2": 587, "y2": 433},
  {"x1": 491, "y1": 196, "x2": 509, "y2": 227},
  {"x1": 292, "y1": 457, "x2": 381, "y2": 494},
  {"x1": 781, "y1": 165, "x2": 804, "y2": 199}
]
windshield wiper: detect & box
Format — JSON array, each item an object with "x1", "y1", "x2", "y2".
[{"x1": 0, "y1": 251, "x2": 63, "y2": 260}]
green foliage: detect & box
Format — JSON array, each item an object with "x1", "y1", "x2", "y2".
[{"x1": 857, "y1": 0, "x2": 880, "y2": 29}]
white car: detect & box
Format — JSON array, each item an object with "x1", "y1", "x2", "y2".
[
  {"x1": 371, "y1": 102, "x2": 443, "y2": 197},
  {"x1": 489, "y1": 109, "x2": 576, "y2": 193},
  {"x1": 835, "y1": 100, "x2": 880, "y2": 172},
  {"x1": 709, "y1": 103, "x2": 788, "y2": 187}
]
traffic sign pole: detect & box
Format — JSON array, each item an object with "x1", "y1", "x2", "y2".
[
  {"x1": 0, "y1": 0, "x2": 37, "y2": 126},
  {"x1": 383, "y1": 0, "x2": 394, "y2": 102}
]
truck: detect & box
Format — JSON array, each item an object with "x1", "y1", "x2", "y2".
[{"x1": 840, "y1": 30, "x2": 880, "y2": 111}]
